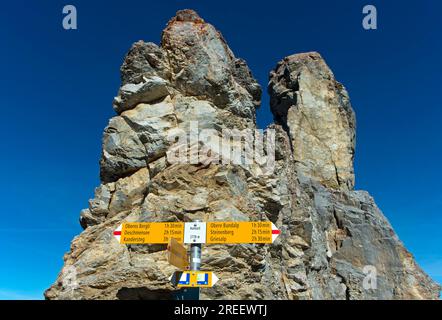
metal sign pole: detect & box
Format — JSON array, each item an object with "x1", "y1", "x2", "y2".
[
  {"x1": 173, "y1": 220, "x2": 201, "y2": 300},
  {"x1": 188, "y1": 219, "x2": 201, "y2": 300},
  {"x1": 190, "y1": 243, "x2": 202, "y2": 271},
  {"x1": 177, "y1": 242, "x2": 201, "y2": 300}
]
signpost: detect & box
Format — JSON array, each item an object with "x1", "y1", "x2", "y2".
[
  {"x1": 114, "y1": 221, "x2": 280, "y2": 244},
  {"x1": 114, "y1": 220, "x2": 281, "y2": 300},
  {"x1": 187, "y1": 220, "x2": 202, "y2": 300}
]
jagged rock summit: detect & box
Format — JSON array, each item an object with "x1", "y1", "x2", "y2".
[
  {"x1": 45, "y1": 9, "x2": 440, "y2": 300},
  {"x1": 269, "y1": 52, "x2": 355, "y2": 191}
]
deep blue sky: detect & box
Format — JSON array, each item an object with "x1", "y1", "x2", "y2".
[{"x1": 0, "y1": 0, "x2": 440, "y2": 299}]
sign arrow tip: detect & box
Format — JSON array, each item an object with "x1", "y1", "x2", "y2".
[
  {"x1": 271, "y1": 222, "x2": 280, "y2": 242},
  {"x1": 212, "y1": 273, "x2": 219, "y2": 286},
  {"x1": 113, "y1": 224, "x2": 122, "y2": 243}
]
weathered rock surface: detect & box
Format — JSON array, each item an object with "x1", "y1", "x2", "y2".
[
  {"x1": 45, "y1": 9, "x2": 440, "y2": 300},
  {"x1": 161, "y1": 10, "x2": 261, "y2": 120},
  {"x1": 269, "y1": 52, "x2": 356, "y2": 190}
]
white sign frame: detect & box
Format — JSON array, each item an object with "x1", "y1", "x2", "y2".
[{"x1": 184, "y1": 222, "x2": 206, "y2": 244}]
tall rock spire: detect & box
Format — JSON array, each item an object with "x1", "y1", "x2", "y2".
[
  {"x1": 161, "y1": 9, "x2": 261, "y2": 118},
  {"x1": 269, "y1": 52, "x2": 356, "y2": 190}
]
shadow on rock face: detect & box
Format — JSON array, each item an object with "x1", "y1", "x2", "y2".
[{"x1": 116, "y1": 287, "x2": 174, "y2": 300}]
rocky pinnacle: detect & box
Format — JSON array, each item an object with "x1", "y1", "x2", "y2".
[{"x1": 45, "y1": 9, "x2": 440, "y2": 300}]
